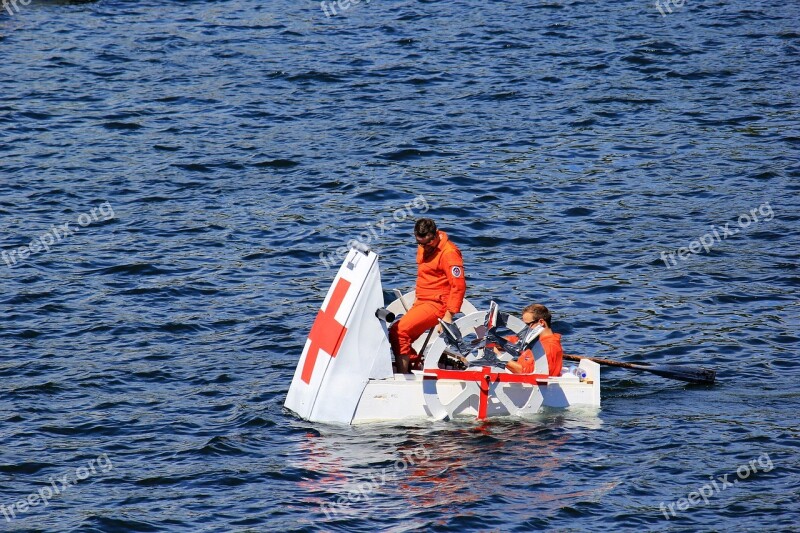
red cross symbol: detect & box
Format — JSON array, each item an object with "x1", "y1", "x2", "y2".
[{"x1": 301, "y1": 278, "x2": 352, "y2": 384}]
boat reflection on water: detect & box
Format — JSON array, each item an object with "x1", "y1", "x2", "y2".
[{"x1": 291, "y1": 409, "x2": 609, "y2": 522}]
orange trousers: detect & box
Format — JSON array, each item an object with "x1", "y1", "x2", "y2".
[{"x1": 389, "y1": 299, "x2": 447, "y2": 360}]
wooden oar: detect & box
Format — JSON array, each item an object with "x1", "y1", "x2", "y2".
[{"x1": 564, "y1": 354, "x2": 716, "y2": 384}]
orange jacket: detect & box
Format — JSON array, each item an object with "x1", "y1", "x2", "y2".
[
  {"x1": 539, "y1": 333, "x2": 563, "y2": 376},
  {"x1": 415, "y1": 231, "x2": 466, "y2": 314},
  {"x1": 516, "y1": 332, "x2": 563, "y2": 376}
]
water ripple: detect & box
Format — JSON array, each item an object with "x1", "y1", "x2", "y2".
[{"x1": 1, "y1": 0, "x2": 798, "y2": 530}]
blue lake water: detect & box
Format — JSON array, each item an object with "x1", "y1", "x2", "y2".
[{"x1": 1, "y1": 0, "x2": 798, "y2": 531}]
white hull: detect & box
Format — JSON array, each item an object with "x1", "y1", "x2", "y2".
[{"x1": 352, "y1": 361, "x2": 600, "y2": 423}]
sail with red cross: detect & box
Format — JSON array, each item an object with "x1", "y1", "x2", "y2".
[{"x1": 284, "y1": 247, "x2": 392, "y2": 423}]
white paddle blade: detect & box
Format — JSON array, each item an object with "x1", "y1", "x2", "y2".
[
  {"x1": 522, "y1": 324, "x2": 545, "y2": 348},
  {"x1": 438, "y1": 318, "x2": 463, "y2": 345},
  {"x1": 487, "y1": 300, "x2": 499, "y2": 330}
]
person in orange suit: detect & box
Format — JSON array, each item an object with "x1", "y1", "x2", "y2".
[
  {"x1": 389, "y1": 218, "x2": 466, "y2": 373},
  {"x1": 504, "y1": 304, "x2": 563, "y2": 377}
]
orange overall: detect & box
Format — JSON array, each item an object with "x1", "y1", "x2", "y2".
[
  {"x1": 389, "y1": 231, "x2": 466, "y2": 366},
  {"x1": 516, "y1": 332, "x2": 563, "y2": 376}
]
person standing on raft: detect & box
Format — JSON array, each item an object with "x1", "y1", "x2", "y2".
[{"x1": 389, "y1": 218, "x2": 467, "y2": 373}]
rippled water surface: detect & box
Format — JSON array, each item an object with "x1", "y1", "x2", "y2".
[{"x1": 1, "y1": 0, "x2": 799, "y2": 531}]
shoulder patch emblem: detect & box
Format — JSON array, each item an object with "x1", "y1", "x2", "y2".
[{"x1": 451, "y1": 266, "x2": 462, "y2": 278}]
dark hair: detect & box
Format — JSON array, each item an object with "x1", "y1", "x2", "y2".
[
  {"x1": 414, "y1": 218, "x2": 437, "y2": 238},
  {"x1": 522, "y1": 304, "x2": 552, "y2": 327}
]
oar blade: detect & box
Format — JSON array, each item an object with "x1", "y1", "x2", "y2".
[
  {"x1": 564, "y1": 354, "x2": 717, "y2": 384},
  {"x1": 629, "y1": 363, "x2": 716, "y2": 384}
]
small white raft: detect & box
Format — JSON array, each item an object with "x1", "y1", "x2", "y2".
[{"x1": 284, "y1": 246, "x2": 600, "y2": 424}]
